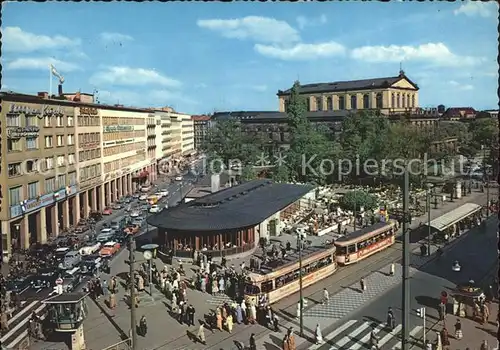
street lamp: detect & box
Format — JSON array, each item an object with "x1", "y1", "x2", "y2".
[
  {"x1": 426, "y1": 183, "x2": 432, "y2": 256},
  {"x1": 295, "y1": 224, "x2": 307, "y2": 337}
]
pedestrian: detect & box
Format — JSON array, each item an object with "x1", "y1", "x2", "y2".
[
  {"x1": 315, "y1": 323, "x2": 323, "y2": 344},
  {"x1": 249, "y1": 333, "x2": 257, "y2": 350},
  {"x1": 0, "y1": 309, "x2": 9, "y2": 332},
  {"x1": 273, "y1": 313, "x2": 280, "y2": 332},
  {"x1": 424, "y1": 339, "x2": 432, "y2": 350},
  {"x1": 454, "y1": 318, "x2": 462, "y2": 339},
  {"x1": 287, "y1": 327, "x2": 296, "y2": 350},
  {"x1": 226, "y1": 314, "x2": 234, "y2": 333},
  {"x1": 187, "y1": 304, "x2": 196, "y2": 326},
  {"x1": 282, "y1": 334, "x2": 289, "y2": 350},
  {"x1": 322, "y1": 288, "x2": 329, "y2": 305},
  {"x1": 236, "y1": 304, "x2": 243, "y2": 324},
  {"x1": 102, "y1": 280, "x2": 108, "y2": 297},
  {"x1": 481, "y1": 303, "x2": 490, "y2": 324},
  {"x1": 480, "y1": 340, "x2": 489, "y2": 350},
  {"x1": 216, "y1": 308, "x2": 223, "y2": 331},
  {"x1": 387, "y1": 307, "x2": 395, "y2": 330},
  {"x1": 197, "y1": 323, "x2": 206, "y2": 345},
  {"x1": 360, "y1": 278, "x2": 366, "y2": 292},
  {"x1": 389, "y1": 263, "x2": 395, "y2": 276},
  {"x1": 139, "y1": 315, "x2": 147, "y2": 336},
  {"x1": 109, "y1": 292, "x2": 116, "y2": 309}
]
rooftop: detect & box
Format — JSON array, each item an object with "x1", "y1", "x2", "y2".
[
  {"x1": 147, "y1": 179, "x2": 314, "y2": 231},
  {"x1": 43, "y1": 292, "x2": 88, "y2": 304},
  {"x1": 276, "y1": 72, "x2": 419, "y2": 96}
]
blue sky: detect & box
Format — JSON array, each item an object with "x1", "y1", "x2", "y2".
[{"x1": 2, "y1": 1, "x2": 498, "y2": 114}]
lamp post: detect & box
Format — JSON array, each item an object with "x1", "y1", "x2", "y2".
[
  {"x1": 426, "y1": 183, "x2": 432, "y2": 256},
  {"x1": 128, "y1": 236, "x2": 138, "y2": 350},
  {"x1": 483, "y1": 145, "x2": 490, "y2": 217},
  {"x1": 296, "y1": 224, "x2": 306, "y2": 337}
]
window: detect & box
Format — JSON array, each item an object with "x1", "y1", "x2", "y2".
[
  {"x1": 26, "y1": 137, "x2": 38, "y2": 150},
  {"x1": 306, "y1": 98, "x2": 311, "y2": 111},
  {"x1": 9, "y1": 186, "x2": 22, "y2": 204},
  {"x1": 57, "y1": 174, "x2": 66, "y2": 188},
  {"x1": 45, "y1": 136, "x2": 53, "y2": 148},
  {"x1": 27, "y1": 182, "x2": 39, "y2": 199},
  {"x1": 7, "y1": 139, "x2": 21, "y2": 152},
  {"x1": 57, "y1": 135, "x2": 64, "y2": 147},
  {"x1": 44, "y1": 116, "x2": 51, "y2": 127},
  {"x1": 8, "y1": 163, "x2": 22, "y2": 177},
  {"x1": 391, "y1": 93, "x2": 395, "y2": 108},
  {"x1": 376, "y1": 93, "x2": 383, "y2": 109},
  {"x1": 7, "y1": 115, "x2": 20, "y2": 127},
  {"x1": 350, "y1": 95, "x2": 357, "y2": 110},
  {"x1": 56, "y1": 116, "x2": 64, "y2": 127},
  {"x1": 396, "y1": 93, "x2": 400, "y2": 108},
  {"x1": 317, "y1": 97, "x2": 323, "y2": 111},
  {"x1": 363, "y1": 94, "x2": 370, "y2": 109},
  {"x1": 57, "y1": 155, "x2": 66, "y2": 167},
  {"x1": 67, "y1": 134, "x2": 74, "y2": 145},
  {"x1": 67, "y1": 116, "x2": 74, "y2": 126},
  {"x1": 45, "y1": 177, "x2": 56, "y2": 193},
  {"x1": 326, "y1": 97, "x2": 333, "y2": 111},
  {"x1": 26, "y1": 160, "x2": 38, "y2": 173},
  {"x1": 68, "y1": 171, "x2": 77, "y2": 185},
  {"x1": 339, "y1": 96, "x2": 345, "y2": 110},
  {"x1": 26, "y1": 116, "x2": 38, "y2": 127},
  {"x1": 45, "y1": 157, "x2": 54, "y2": 170},
  {"x1": 68, "y1": 153, "x2": 75, "y2": 165}
]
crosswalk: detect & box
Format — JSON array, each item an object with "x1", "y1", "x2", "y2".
[
  {"x1": 1, "y1": 299, "x2": 48, "y2": 349},
  {"x1": 205, "y1": 293, "x2": 234, "y2": 305},
  {"x1": 313, "y1": 320, "x2": 423, "y2": 350}
]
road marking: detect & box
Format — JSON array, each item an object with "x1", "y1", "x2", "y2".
[
  {"x1": 308, "y1": 320, "x2": 357, "y2": 350},
  {"x1": 350, "y1": 322, "x2": 386, "y2": 350},
  {"x1": 7, "y1": 301, "x2": 38, "y2": 326},
  {"x1": 378, "y1": 324, "x2": 402, "y2": 348},
  {"x1": 1, "y1": 304, "x2": 46, "y2": 343},
  {"x1": 330, "y1": 321, "x2": 371, "y2": 349},
  {"x1": 6, "y1": 313, "x2": 47, "y2": 349},
  {"x1": 391, "y1": 326, "x2": 423, "y2": 350}
]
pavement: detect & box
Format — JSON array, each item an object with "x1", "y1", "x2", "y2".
[{"x1": 15, "y1": 183, "x2": 493, "y2": 350}]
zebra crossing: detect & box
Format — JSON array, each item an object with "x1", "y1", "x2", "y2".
[
  {"x1": 205, "y1": 293, "x2": 234, "y2": 305},
  {"x1": 1, "y1": 299, "x2": 48, "y2": 349},
  {"x1": 314, "y1": 319, "x2": 423, "y2": 350}
]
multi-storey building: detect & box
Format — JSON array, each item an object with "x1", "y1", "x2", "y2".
[
  {"x1": 1, "y1": 92, "x2": 79, "y2": 261},
  {"x1": 277, "y1": 70, "x2": 419, "y2": 115},
  {"x1": 181, "y1": 114, "x2": 195, "y2": 156},
  {"x1": 191, "y1": 115, "x2": 211, "y2": 150}
]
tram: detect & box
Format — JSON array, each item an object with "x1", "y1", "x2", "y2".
[
  {"x1": 335, "y1": 221, "x2": 397, "y2": 265},
  {"x1": 244, "y1": 245, "x2": 337, "y2": 304}
]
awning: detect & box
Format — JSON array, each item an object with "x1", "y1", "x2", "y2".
[
  {"x1": 427, "y1": 203, "x2": 482, "y2": 231},
  {"x1": 132, "y1": 171, "x2": 149, "y2": 179}
]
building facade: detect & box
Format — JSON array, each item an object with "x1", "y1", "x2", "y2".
[
  {"x1": 0, "y1": 92, "x2": 161, "y2": 261},
  {"x1": 277, "y1": 71, "x2": 420, "y2": 115},
  {"x1": 191, "y1": 115, "x2": 211, "y2": 150},
  {"x1": 181, "y1": 114, "x2": 195, "y2": 156}
]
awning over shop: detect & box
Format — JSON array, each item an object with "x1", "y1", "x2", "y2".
[
  {"x1": 427, "y1": 203, "x2": 482, "y2": 231},
  {"x1": 132, "y1": 171, "x2": 149, "y2": 179}
]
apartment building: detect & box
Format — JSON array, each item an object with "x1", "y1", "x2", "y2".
[
  {"x1": 181, "y1": 114, "x2": 195, "y2": 156},
  {"x1": 1, "y1": 92, "x2": 79, "y2": 261},
  {"x1": 191, "y1": 115, "x2": 211, "y2": 150}
]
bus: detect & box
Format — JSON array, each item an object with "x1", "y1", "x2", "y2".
[
  {"x1": 335, "y1": 221, "x2": 397, "y2": 266},
  {"x1": 244, "y1": 245, "x2": 337, "y2": 305}
]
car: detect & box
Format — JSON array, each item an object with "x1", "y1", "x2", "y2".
[
  {"x1": 63, "y1": 251, "x2": 82, "y2": 269},
  {"x1": 61, "y1": 267, "x2": 82, "y2": 293},
  {"x1": 132, "y1": 193, "x2": 140, "y2": 199},
  {"x1": 79, "y1": 242, "x2": 102, "y2": 256},
  {"x1": 100, "y1": 228, "x2": 115, "y2": 235},
  {"x1": 130, "y1": 211, "x2": 141, "y2": 218},
  {"x1": 99, "y1": 241, "x2": 120, "y2": 257},
  {"x1": 158, "y1": 189, "x2": 169, "y2": 197},
  {"x1": 125, "y1": 197, "x2": 133, "y2": 204},
  {"x1": 80, "y1": 255, "x2": 103, "y2": 275},
  {"x1": 175, "y1": 176, "x2": 183, "y2": 181},
  {"x1": 112, "y1": 204, "x2": 122, "y2": 210},
  {"x1": 5, "y1": 276, "x2": 31, "y2": 294},
  {"x1": 124, "y1": 225, "x2": 140, "y2": 235},
  {"x1": 132, "y1": 219, "x2": 144, "y2": 227},
  {"x1": 103, "y1": 207, "x2": 113, "y2": 215},
  {"x1": 139, "y1": 194, "x2": 148, "y2": 201},
  {"x1": 149, "y1": 205, "x2": 161, "y2": 213},
  {"x1": 30, "y1": 276, "x2": 52, "y2": 291},
  {"x1": 54, "y1": 247, "x2": 71, "y2": 262}
]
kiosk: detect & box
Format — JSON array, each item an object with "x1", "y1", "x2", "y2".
[
  {"x1": 42, "y1": 292, "x2": 89, "y2": 350},
  {"x1": 451, "y1": 282, "x2": 485, "y2": 318}
]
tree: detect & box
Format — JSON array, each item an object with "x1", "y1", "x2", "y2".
[
  {"x1": 239, "y1": 165, "x2": 257, "y2": 182},
  {"x1": 339, "y1": 190, "x2": 378, "y2": 211}
]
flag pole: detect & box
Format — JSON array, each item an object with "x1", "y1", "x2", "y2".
[{"x1": 49, "y1": 65, "x2": 52, "y2": 98}]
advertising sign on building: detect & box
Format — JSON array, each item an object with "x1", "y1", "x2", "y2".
[
  {"x1": 7, "y1": 126, "x2": 40, "y2": 139},
  {"x1": 104, "y1": 125, "x2": 134, "y2": 132},
  {"x1": 80, "y1": 107, "x2": 98, "y2": 115}
]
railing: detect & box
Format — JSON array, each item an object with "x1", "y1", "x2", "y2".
[
  {"x1": 166, "y1": 243, "x2": 255, "y2": 259},
  {"x1": 101, "y1": 339, "x2": 132, "y2": 350}
]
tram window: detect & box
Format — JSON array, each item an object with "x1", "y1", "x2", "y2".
[
  {"x1": 348, "y1": 245, "x2": 356, "y2": 253},
  {"x1": 261, "y1": 281, "x2": 274, "y2": 293},
  {"x1": 244, "y1": 284, "x2": 261, "y2": 295},
  {"x1": 337, "y1": 246, "x2": 347, "y2": 255}
]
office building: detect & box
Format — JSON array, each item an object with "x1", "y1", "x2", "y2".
[{"x1": 191, "y1": 115, "x2": 211, "y2": 150}]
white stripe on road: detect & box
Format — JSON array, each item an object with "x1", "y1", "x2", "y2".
[
  {"x1": 7, "y1": 301, "x2": 37, "y2": 326},
  {"x1": 1, "y1": 304, "x2": 46, "y2": 343},
  {"x1": 378, "y1": 324, "x2": 402, "y2": 348},
  {"x1": 309, "y1": 320, "x2": 358, "y2": 350},
  {"x1": 6, "y1": 313, "x2": 47, "y2": 349},
  {"x1": 330, "y1": 322, "x2": 371, "y2": 350},
  {"x1": 350, "y1": 322, "x2": 386, "y2": 350},
  {"x1": 391, "y1": 326, "x2": 423, "y2": 350}
]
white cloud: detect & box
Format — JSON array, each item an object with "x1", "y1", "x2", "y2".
[
  {"x1": 197, "y1": 16, "x2": 300, "y2": 44},
  {"x1": 90, "y1": 66, "x2": 181, "y2": 88},
  {"x1": 449, "y1": 80, "x2": 474, "y2": 91},
  {"x1": 350, "y1": 43, "x2": 483, "y2": 67},
  {"x1": 6, "y1": 57, "x2": 80, "y2": 72},
  {"x1": 99, "y1": 32, "x2": 134, "y2": 43},
  {"x1": 2, "y1": 26, "x2": 81, "y2": 53},
  {"x1": 255, "y1": 41, "x2": 346, "y2": 61},
  {"x1": 296, "y1": 14, "x2": 327, "y2": 30},
  {"x1": 454, "y1": 1, "x2": 497, "y2": 18}
]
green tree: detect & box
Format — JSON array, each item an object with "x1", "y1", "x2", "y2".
[
  {"x1": 339, "y1": 190, "x2": 378, "y2": 211},
  {"x1": 239, "y1": 165, "x2": 257, "y2": 182}
]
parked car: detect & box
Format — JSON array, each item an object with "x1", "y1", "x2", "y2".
[
  {"x1": 130, "y1": 211, "x2": 141, "y2": 218},
  {"x1": 112, "y1": 204, "x2": 122, "y2": 210},
  {"x1": 54, "y1": 247, "x2": 71, "y2": 262},
  {"x1": 62, "y1": 251, "x2": 82, "y2": 269},
  {"x1": 79, "y1": 242, "x2": 102, "y2": 256},
  {"x1": 89, "y1": 211, "x2": 103, "y2": 221},
  {"x1": 175, "y1": 176, "x2": 183, "y2": 181},
  {"x1": 149, "y1": 205, "x2": 161, "y2": 213},
  {"x1": 139, "y1": 194, "x2": 148, "y2": 201},
  {"x1": 99, "y1": 242, "x2": 120, "y2": 257},
  {"x1": 103, "y1": 207, "x2": 113, "y2": 215},
  {"x1": 158, "y1": 189, "x2": 169, "y2": 197}
]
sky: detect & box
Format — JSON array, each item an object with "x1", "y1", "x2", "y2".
[{"x1": 1, "y1": 1, "x2": 498, "y2": 114}]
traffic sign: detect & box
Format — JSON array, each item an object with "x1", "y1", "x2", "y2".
[
  {"x1": 56, "y1": 278, "x2": 63, "y2": 285},
  {"x1": 143, "y1": 250, "x2": 153, "y2": 260}
]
